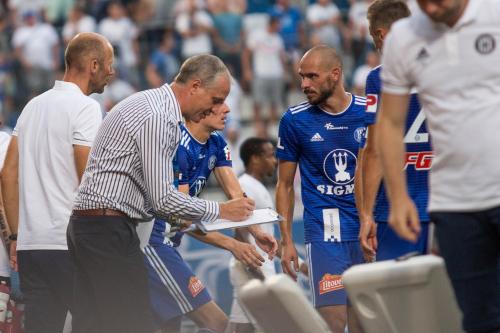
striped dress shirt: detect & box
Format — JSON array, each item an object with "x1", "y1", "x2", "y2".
[{"x1": 74, "y1": 84, "x2": 220, "y2": 223}]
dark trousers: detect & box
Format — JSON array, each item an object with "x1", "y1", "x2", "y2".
[
  {"x1": 17, "y1": 250, "x2": 73, "y2": 333},
  {"x1": 431, "y1": 207, "x2": 500, "y2": 333},
  {"x1": 67, "y1": 215, "x2": 156, "y2": 333}
]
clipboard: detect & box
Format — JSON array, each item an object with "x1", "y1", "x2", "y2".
[{"x1": 195, "y1": 208, "x2": 283, "y2": 232}]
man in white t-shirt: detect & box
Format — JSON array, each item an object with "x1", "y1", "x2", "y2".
[
  {"x1": 376, "y1": 0, "x2": 500, "y2": 332},
  {"x1": 1, "y1": 33, "x2": 114, "y2": 333},
  {"x1": 306, "y1": 0, "x2": 342, "y2": 49},
  {"x1": 175, "y1": 0, "x2": 214, "y2": 59},
  {"x1": 229, "y1": 137, "x2": 307, "y2": 333},
  {"x1": 98, "y1": 2, "x2": 139, "y2": 86},
  {"x1": 243, "y1": 16, "x2": 286, "y2": 137},
  {"x1": 62, "y1": 4, "x2": 96, "y2": 44},
  {"x1": 12, "y1": 11, "x2": 60, "y2": 97}
]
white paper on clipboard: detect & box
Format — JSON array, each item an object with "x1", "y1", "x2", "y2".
[{"x1": 195, "y1": 208, "x2": 283, "y2": 232}]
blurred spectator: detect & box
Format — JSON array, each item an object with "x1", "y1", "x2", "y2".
[
  {"x1": 92, "y1": 69, "x2": 136, "y2": 113},
  {"x1": 269, "y1": 0, "x2": 305, "y2": 91},
  {"x1": 224, "y1": 75, "x2": 244, "y2": 175},
  {"x1": 45, "y1": 0, "x2": 74, "y2": 27},
  {"x1": 145, "y1": 31, "x2": 180, "y2": 88},
  {"x1": 141, "y1": 0, "x2": 176, "y2": 29},
  {"x1": 8, "y1": 0, "x2": 46, "y2": 24},
  {"x1": 269, "y1": 0, "x2": 305, "y2": 54},
  {"x1": 173, "y1": 0, "x2": 206, "y2": 14},
  {"x1": 12, "y1": 11, "x2": 60, "y2": 98},
  {"x1": 210, "y1": 0, "x2": 244, "y2": 81},
  {"x1": 243, "y1": 16, "x2": 285, "y2": 138},
  {"x1": 242, "y1": 0, "x2": 272, "y2": 34},
  {"x1": 62, "y1": 4, "x2": 97, "y2": 44},
  {"x1": 351, "y1": 49, "x2": 379, "y2": 96},
  {"x1": 98, "y1": 1, "x2": 139, "y2": 87},
  {"x1": 306, "y1": 0, "x2": 342, "y2": 49},
  {"x1": 348, "y1": 0, "x2": 371, "y2": 68},
  {"x1": 175, "y1": 0, "x2": 214, "y2": 60},
  {"x1": 0, "y1": 51, "x2": 14, "y2": 131}
]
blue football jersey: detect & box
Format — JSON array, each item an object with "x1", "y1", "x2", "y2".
[
  {"x1": 276, "y1": 95, "x2": 366, "y2": 243},
  {"x1": 365, "y1": 66, "x2": 431, "y2": 222},
  {"x1": 148, "y1": 125, "x2": 232, "y2": 247}
]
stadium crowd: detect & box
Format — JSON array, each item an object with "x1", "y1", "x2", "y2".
[{"x1": 0, "y1": 0, "x2": 377, "y2": 137}]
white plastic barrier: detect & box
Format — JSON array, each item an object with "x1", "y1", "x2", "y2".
[
  {"x1": 239, "y1": 274, "x2": 331, "y2": 333},
  {"x1": 343, "y1": 255, "x2": 464, "y2": 333}
]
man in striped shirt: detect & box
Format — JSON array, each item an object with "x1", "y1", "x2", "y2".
[{"x1": 68, "y1": 55, "x2": 255, "y2": 333}]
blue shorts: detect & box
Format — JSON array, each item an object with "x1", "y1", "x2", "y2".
[
  {"x1": 143, "y1": 244, "x2": 212, "y2": 325},
  {"x1": 306, "y1": 241, "x2": 364, "y2": 308},
  {"x1": 376, "y1": 222, "x2": 430, "y2": 261}
]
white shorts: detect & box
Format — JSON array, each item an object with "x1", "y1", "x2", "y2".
[{"x1": 228, "y1": 257, "x2": 276, "y2": 324}]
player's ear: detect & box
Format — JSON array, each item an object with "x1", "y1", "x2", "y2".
[
  {"x1": 378, "y1": 27, "x2": 388, "y2": 43},
  {"x1": 331, "y1": 67, "x2": 341, "y2": 81},
  {"x1": 190, "y1": 78, "x2": 202, "y2": 95},
  {"x1": 90, "y1": 58, "x2": 99, "y2": 75}
]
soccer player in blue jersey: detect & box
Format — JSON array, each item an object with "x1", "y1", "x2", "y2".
[
  {"x1": 276, "y1": 45, "x2": 365, "y2": 333},
  {"x1": 144, "y1": 104, "x2": 278, "y2": 333},
  {"x1": 357, "y1": 0, "x2": 432, "y2": 262}
]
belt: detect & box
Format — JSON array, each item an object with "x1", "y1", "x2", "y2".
[{"x1": 72, "y1": 208, "x2": 127, "y2": 217}]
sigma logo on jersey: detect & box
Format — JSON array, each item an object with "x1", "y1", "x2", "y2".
[
  {"x1": 319, "y1": 274, "x2": 343, "y2": 295},
  {"x1": 318, "y1": 149, "x2": 356, "y2": 196},
  {"x1": 366, "y1": 94, "x2": 378, "y2": 113},
  {"x1": 310, "y1": 133, "x2": 324, "y2": 142},
  {"x1": 324, "y1": 122, "x2": 348, "y2": 130},
  {"x1": 404, "y1": 151, "x2": 433, "y2": 170},
  {"x1": 188, "y1": 276, "x2": 205, "y2": 298},
  {"x1": 353, "y1": 127, "x2": 366, "y2": 143}
]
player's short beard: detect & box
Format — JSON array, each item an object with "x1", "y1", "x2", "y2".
[{"x1": 308, "y1": 76, "x2": 336, "y2": 106}]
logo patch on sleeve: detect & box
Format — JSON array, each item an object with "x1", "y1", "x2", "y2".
[
  {"x1": 366, "y1": 94, "x2": 378, "y2": 113},
  {"x1": 319, "y1": 274, "x2": 344, "y2": 295},
  {"x1": 223, "y1": 145, "x2": 231, "y2": 161},
  {"x1": 188, "y1": 276, "x2": 205, "y2": 298}
]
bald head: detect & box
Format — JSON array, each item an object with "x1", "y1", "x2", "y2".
[
  {"x1": 301, "y1": 45, "x2": 343, "y2": 72},
  {"x1": 65, "y1": 32, "x2": 112, "y2": 73}
]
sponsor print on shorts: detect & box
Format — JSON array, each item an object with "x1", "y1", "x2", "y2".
[
  {"x1": 319, "y1": 274, "x2": 343, "y2": 295},
  {"x1": 188, "y1": 276, "x2": 205, "y2": 298}
]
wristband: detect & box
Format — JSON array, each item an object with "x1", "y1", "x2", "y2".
[{"x1": 8, "y1": 234, "x2": 17, "y2": 241}]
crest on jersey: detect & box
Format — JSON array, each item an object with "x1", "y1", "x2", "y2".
[
  {"x1": 354, "y1": 127, "x2": 365, "y2": 143},
  {"x1": 475, "y1": 34, "x2": 495, "y2": 55},
  {"x1": 191, "y1": 177, "x2": 207, "y2": 197},
  {"x1": 323, "y1": 149, "x2": 357, "y2": 185},
  {"x1": 208, "y1": 155, "x2": 217, "y2": 170}
]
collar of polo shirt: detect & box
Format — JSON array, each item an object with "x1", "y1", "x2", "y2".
[
  {"x1": 53, "y1": 80, "x2": 85, "y2": 95},
  {"x1": 453, "y1": 0, "x2": 479, "y2": 29},
  {"x1": 425, "y1": 0, "x2": 479, "y2": 31}
]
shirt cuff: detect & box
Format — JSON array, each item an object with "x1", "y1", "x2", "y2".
[
  {"x1": 381, "y1": 82, "x2": 412, "y2": 95},
  {"x1": 201, "y1": 200, "x2": 220, "y2": 223}
]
